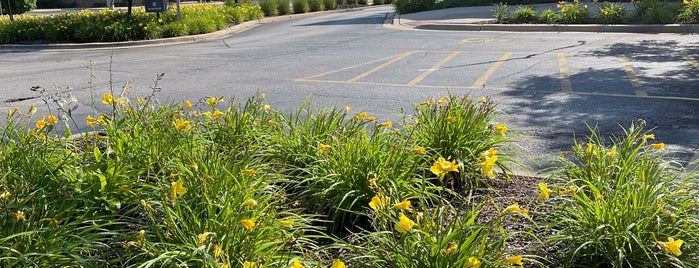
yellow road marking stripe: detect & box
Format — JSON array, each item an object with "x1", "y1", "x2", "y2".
[
  {"x1": 471, "y1": 52, "x2": 512, "y2": 88},
  {"x1": 557, "y1": 53, "x2": 573, "y2": 93},
  {"x1": 297, "y1": 79, "x2": 699, "y2": 102},
  {"x1": 619, "y1": 55, "x2": 642, "y2": 88},
  {"x1": 407, "y1": 51, "x2": 461, "y2": 85},
  {"x1": 347, "y1": 52, "x2": 415, "y2": 82},
  {"x1": 294, "y1": 53, "x2": 413, "y2": 81},
  {"x1": 685, "y1": 55, "x2": 699, "y2": 70}
]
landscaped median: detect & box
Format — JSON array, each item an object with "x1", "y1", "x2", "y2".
[{"x1": 1, "y1": 89, "x2": 697, "y2": 267}]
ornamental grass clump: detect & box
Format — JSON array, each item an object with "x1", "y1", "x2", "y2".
[
  {"x1": 541, "y1": 122, "x2": 699, "y2": 267},
  {"x1": 404, "y1": 95, "x2": 514, "y2": 189}
]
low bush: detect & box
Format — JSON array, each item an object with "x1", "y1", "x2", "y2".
[
  {"x1": 539, "y1": 8, "x2": 559, "y2": 23},
  {"x1": 260, "y1": 0, "x2": 279, "y2": 16},
  {"x1": 308, "y1": 0, "x2": 325, "y2": 11},
  {"x1": 595, "y1": 2, "x2": 627, "y2": 24},
  {"x1": 374, "y1": 0, "x2": 385, "y2": 5},
  {"x1": 293, "y1": 0, "x2": 310, "y2": 13},
  {"x1": 1, "y1": 0, "x2": 37, "y2": 15},
  {"x1": 323, "y1": 0, "x2": 337, "y2": 9},
  {"x1": 393, "y1": 0, "x2": 436, "y2": 14},
  {"x1": 358, "y1": 0, "x2": 369, "y2": 5},
  {"x1": 0, "y1": 4, "x2": 263, "y2": 44},
  {"x1": 542, "y1": 122, "x2": 699, "y2": 267},
  {"x1": 278, "y1": 0, "x2": 292, "y2": 14},
  {"x1": 511, "y1": 5, "x2": 539, "y2": 23},
  {"x1": 634, "y1": 0, "x2": 681, "y2": 23},
  {"x1": 677, "y1": 0, "x2": 699, "y2": 23},
  {"x1": 556, "y1": 0, "x2": 589, "y2": 23}
]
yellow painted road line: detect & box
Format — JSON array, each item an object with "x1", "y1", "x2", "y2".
[
  {"x1": 407, "y1": 51, "x2": 462, "y2": 85},
  {"x1": 471, "y1": 52, "x2": 512, "y2": 89},
  {"x1": 685, "y1": 55, "x2": 699, "y2": 70},
  {"x1": 295, "y1": 53, "x2": 415, "y2": 81},
  {"x1": 348, "y1": 52, "x2": 415, "y2": 82},
  {"x1": 618, "y1": 55, "x2": 641, "y2": 87},
  {"x1": 557, "y1": 53, "x2": 573, "y2": 93}
]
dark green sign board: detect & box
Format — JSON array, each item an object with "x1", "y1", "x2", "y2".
[{"x1": 145, "y1": 0, "x2": 168, "y2": 12}]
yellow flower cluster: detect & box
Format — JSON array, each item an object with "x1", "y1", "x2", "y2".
[
  {"x1": 478, "y1": 148, "x2": 498, "y2": 179},
  {"x1": 430, "y1": 157, "x2": 459, "y2": 181}
]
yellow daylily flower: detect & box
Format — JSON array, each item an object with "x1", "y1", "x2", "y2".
[
  {"x1": 480, "y1": 147, "x2": 497, "y2": 160},
  {"x1": 244, "y1": 169, "x2": 258, "y2": 176},
  {"x1": 11, "y1": 211, "x2": 25, "y2": 221},
  {"x1": 47, "y1": 115, "x2": 58, "y2": 124},
  {"x1": 419, "y1": 99, "x2": 432, "y2": 105},
  {"x1": 206, "y1": 97, "x2": 219, "y2": 108},
  {"x1": 606, "y1": 147, "x2": 617, "y2": 157},
  {"x1": 173, "y1": 119, "x2": 192, "y2": 131},
  {"x1": 392, "y1": 200, "x2": 412, "y2": 211},
  {"x1": 642, "y1": 133, "x2": 655, "y2": 142},
  {"x1": 318, "y1": 143, "x2": 331, "y2": 152},
  {"x1": 355, "y1": 111, "x2": 367, "y2": 120},
  {"x1": 86, "y1": 115, "x2": 97, "y2": 127},
  {"x1": 170, "y1": 179, "x2": 187, "y2": 205},
  {"x1": 657, "y1": 237, "x2": 683, "y2": 256},
  {"x1": 366, "y1": 116, "x2": 376, "y2": 122},
  {"x1": 331, "y1": 259, "x2": 345, "y2": 268},
  {"x1": 291, "y1": 258, "x2": 305, "y2": 268},
  {"x1": 537, "y1": 182, "x2": 553, "y2": 200},
  {"x1": 477, "y1": 97, "x2": 488, "y2": 104},
  {"x1": 0, "y1": 190, "x2": 10, "y2": 200},
  {"x1": 504, "y1": 202, "x2": 525, "y2": 215},
  {"x1": 478, "y1": 154, "x2": 498, "y2": 179},
  {"x1": 650, "y1": 143, "x2": 665, "y2": 150},
  {"x1": 394, "y1": 213, "x2": 415, "y2": 234},
  {"x1": 243, "y1": 261, "x2": 262, "y2": 268},
  {"x1": 430, "y1": 157, "x2": 459, "y2": 181},
  {"x1": 197, "y1": 232, "x2": 215, "y2": 245},
  {"x1": 212, "y1": 244, "x2": 222, "y2": 258},
  {"x1": 438, "y1": 96, "x2": 448, "y2": 104},
  {"x1": 412, "y1": 147, "x2": 426, "y2": 154},
  {"x1": 504, "y1": 255, "x2": 523, "y2": 265},
  {"x1": 264, "y1": 103, "x2": 271, "y2": 110},
  {"x1": 102, "y1": 93, "x2": 115, "y2": 105},
  {"x1": 495, "y1": 123, "x2": 508, "y2": 136},
  {"x1": 35, "y1": 117, "x2": 47, "y2": 129},
  {"x1": 244, "y1": 198, "x2": 257, "y2": 208},
  {"x1": 267, "y1": 120, "x2": 279, "y2": 126},
  {"x1": 136, "y1": 229, "x2": 146, "y2": 242},
  {"x1": 28, "y1": 104, "x2": 37, "y2": 115},
  {"x1": 241, "y1": 218, "x2": 256, "y2": 231},
  {"x1": 380, "y1": 121, "x2": 393, "y2": 128},
  {"x1": 184, "y1": 100, "x2": 193, "y2": 108},
  {"x1": 368, "y1": 177, "x2": 377, "y2": 187},
  {"x1": 212, "y1": 109, "x2": 225, "y2": 119},
  {"x1": 441, "y1": 242, "x2": 458, "y2": 256},
  {"x1": 368, "y1": 193, "x2": 390, "y2": 211},
  {"x1": 344, "y1": 105, "x2": 351, "y2": 112},
  {"x1": 465, "y1": 256, "x2": 481, "y2": 268}
]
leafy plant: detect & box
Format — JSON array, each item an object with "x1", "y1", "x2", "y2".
[
  {"x1": 278, "y1": 0, "x2": 292, "y2": 14},
  {"x1": 539, "y1": 8, "x2": 560, "y2": 23},
  {"x1": 260, "y1": 0, "x2": 279, "y2": 16},
  {"x1": 633, "y1": 0, "x2": 681, "y2": 24},
  {"x1": 293, "y1": 0, "x2": 310, "y2": 13},
  {"x1": 308, "y1": 0, "x2": 325, "y2": 11},
  {"x1": 556, "y1": 0, "x2": 590, "y2": 23},
  {"x1": 492, "y1": 3, "x2": 509, "y2": 23},
  {"x1": 542, "y1": 122, "x2": 699, "y2": 267},
  {"x1": 677, "y1": 0, "x2": 699, "y2": 23},
  {"x1": 393, "y1": 0, "x2": 435, "y2": 14},
  {"x1": 511, "y1": 6, "x2": 538, "y2": 23},
  {"x1": 595, "y1": 1, "x2": 627, "y2": 23}
]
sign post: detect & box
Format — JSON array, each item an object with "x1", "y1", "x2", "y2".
[
  {"x1": 145, "y1": 0, "x2": 168, "y2": 13},
  {"x1": 177, "y1": 0, "x2": 181, "y2": 21}
]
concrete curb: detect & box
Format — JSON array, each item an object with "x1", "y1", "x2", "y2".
[
  {"x1": 0, "y1": 6, "x2": 381, "y2": 50},
  {"x1": 414, "y1": 23, "x2": 699, "y2": 33}
]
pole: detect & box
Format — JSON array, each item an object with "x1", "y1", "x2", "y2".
[
  {"x1": 176, "y1": 0, "x2": 181, "y2": 21},
  {"x1": 0, "y1": 0, "x2": 4, "y2": 16},
  {"x1": 5, "y1": 0, "x2": 12, "y2": 21}
]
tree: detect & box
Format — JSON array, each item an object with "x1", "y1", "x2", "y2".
[{"x1": 1, "y1": 0, "x2": 36, "y2": 15}]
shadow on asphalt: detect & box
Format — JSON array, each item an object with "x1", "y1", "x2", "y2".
[
  {"x1": 299, "y1": 15, "x2": 385, "y2": 26},
  {"x1": 505, "y1": 39, "x2": 699, "y2": 167}
]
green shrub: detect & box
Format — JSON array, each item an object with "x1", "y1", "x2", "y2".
[
  {"x1": 323, "y1": 0, "x2": 337, "y2": 9},
  {"x1": 278, "y1": 0, "x2": 292, "y2": 14},
  {"x1": 1, "y1": 0, "x2": 37, "y2": 15},
  {"x1": 374, "y1": 0, "x2": 385, "y2": 5},
  {"x1": 393, "y1": 0, "x2": 435, "y2": 14},
  {"x1": 634, "y1": 0, "x2": 681, "y2": 23},
  {"x1": 539, "y1": 8, "x2": 559, "y2": 23},
  {"x1": 358, "y1": 0, "x2": 369, "y2": 5},
  {"x1": 595, "y1": 2, "x2": 627, "y2": 24},
  {"x1": 260, "y1": 0, "x2": 279, "y2": 16},
  {"x1": 511, "y1": 5, "x2": 538, "y2": 23},
  {"x1": 557, "y1": 0, "x2": 590, "y2": 23},
  {"x1": 677, "y1": 0, "x2": 699, "y2": 23},
  {"x1": 542, "y1": 123, "x2": 699, "y2": 267},
  {"x1": 308, "y1": 0, "x2": 325, "y2": 11},
  {"x1": 293, "y1": 0, "x2": 309, "y2": 13},
  {"x1": 492, "y1": 3, "x2": 509, "y2": 23}
]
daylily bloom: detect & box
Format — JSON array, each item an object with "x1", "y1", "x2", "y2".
[
  {"x1": 244, "y1": 169, "x2": 257, "y2": 176},
  {"x1": 478, "y1": 154, "x2": 498, "y2": 179},
  {"x1": 394, "y1": 213, "x2": 415, "y2": 234},
  {"x1": 430, "y1": 157, "x2": 459, "y2": 181},
  {"x1": 369, "y1": 193, "x2": 390, "y2": 211},
  {"x1": 657, "y1": 237, "x2": 683, "y2": 256},
  {"x1": 412, "y1": 147, "x2": 426, "y2": 154},
  {"x1": 47, "y1": 115, "x2": 58, "y2": 124},
  {"x1": 86, "y1": 115, "x2": 97, "y2": 127},
  {"x1": 478, "y1": 97, "x2": 488, "y2": 104},
  {"x1": 642, "y1": 133, "x2": 655, "y2": 142},
  {"x1": 438, "y1": 96, "x2": 448, "y2": 104},
  {"x1": 170, "y1": 179, "x2": 187, "y2": 205},
  {"x1": 537, "y1": 182, "x2": 553, "y2": 200},
  {"x1": 212, "y1": 244, "x2": 222, "y2": 258},
  {"x1": 392, "y1": 200, "x2": 412, "y2": 211},
  {"x1": 504, "y1": 255, "x2": 523, "y2": 265},
  {"x1": 344, "y1": 105, "x2": 351, "y2": 112},
  {"x1": 184, "y1": 100, "x2": 193, "y2": 108},
  {"x1": 212, "y1": 109, "x2": 225, "y2": 119},
  {"x1": 241, "y1": 219, "x2": 256, "y2": 231},
  {"x1": 495, "y1": 123, "x2": 508, "y2": 136},
  {"x1": 267, "y1": 120, "x2": 279, "y2": 126},
  {"x1": 369, "y1": 177, "x2": 377, "y2": 187},
  {"x1": 441, "y1": 242, "x2": 458, "y2": 256},
  {"x1": 264, "y1": 104, "x2": 271, "y2": 110},
  {"x1": 380, "y1": 121, "x2": 393, "y2": 128},
  {"x1": 136, "y1": 229, "x2": 146, "y2": 242},
  {"x1": 206, "y1": 97, "x2": 219, "y2": 108},
  {"x1": 28, "y1": 104, "x2": 37, "y2": 115},
  {"x1": 102, "y1": 93, "x2": 115, "y2": 105},
  {"x1": 419, "y1": 99, "x2": 432, "y2": 105},
  {"x1": 0, "y1": 190, "x2": 10, "y2": 200},
  {"x1": 243, "y1": 261, "x2": 261, "y2": 268},
  {"x1": 173, "y1": 119, "x2": 192, "y2": 131},
  {"x1": 244, "y1": 198, "x2": 257, "y2": 208},
  {"x1": 35, "y1": 117, "x2": 47, "y2": 129},
  {"x1": 318, "y1": 143, "x2": 331, "y2": 152},
  {"x1": 366, "y1": 116, "x2": 376, "y2": 122},
  {"x1": 291, "y1": 258, "x2": 305, "y2": 268},
  {"x1": 197, "y1": 232, "x2": 215, "y2": 245},
  {"x1": 504, "y1": 202, "x2": 526, "y2": 215},
  {"x1": 355, "y1": 111, "x2": 367, "y2": 120},
  {"x1": 465, "y1": 257, "x2": 481, "y2": 268},
  {"x1": 11, "y1": 211, "x2": 25, "y2": 221},
  {"x1": 331, "y1": 259, "x2": 345, "y2": 268},
  {"x1": 650, "y1": 143, "x2": 665, "y2": 150},
  {"x1": 606, "y1": 147, "x2": 617, "y2": 157}
]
